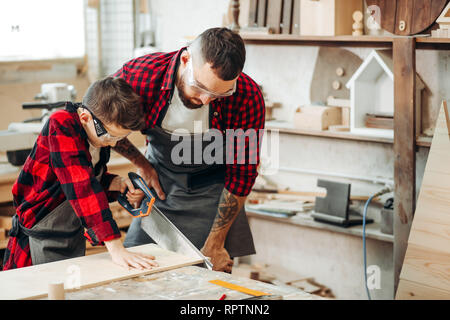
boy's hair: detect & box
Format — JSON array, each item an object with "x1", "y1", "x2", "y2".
[
  {"x1": 190, "y1": 27, "x2": 246, "y2": 81},
  {"x1": 82, "y1": 77, "x2": 144, "y2": 131}
]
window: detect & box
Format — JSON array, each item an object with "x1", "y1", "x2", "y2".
[{"x1": 0, "y1": 0, "x2": 85, "y2": 61}]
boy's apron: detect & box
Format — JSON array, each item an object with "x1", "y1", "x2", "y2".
[
  {"x1": 124, "y1": 105, "x2": 255, "y2": 258},
  {"x1": 10, "y1": 200, "x2": 85, "y2": 265},
  {"x1": 9, "y1": 156, "x2": 106, "y2": 265}
]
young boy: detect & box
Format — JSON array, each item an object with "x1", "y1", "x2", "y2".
[{"x1": 2, "y1": 77, "x2": 158, "y2": 271}]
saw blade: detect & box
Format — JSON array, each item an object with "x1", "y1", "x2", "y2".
[{"x1": 140, "y1": 205, "x2": 213, "y2": 270}]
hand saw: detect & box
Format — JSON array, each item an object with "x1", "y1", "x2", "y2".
[{"x1": 117, "y1": 172, "x2": 213, "y2": 270}]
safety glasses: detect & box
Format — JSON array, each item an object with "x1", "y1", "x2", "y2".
[
  {"x1": 81, "y1": 105, "x2": 131, "y2": 142},
  {"x1": 185, "y1": 48, "x2": 236, "y2": 99}
]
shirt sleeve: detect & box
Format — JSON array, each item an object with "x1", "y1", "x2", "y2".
[
  {"x1": 225, "y1": 79, "x2": 266, "y2": 197},
  {"x1": 48, "y1": 117, "x2": 121, "y2": 246},
  {"x1": 100, "y1": 171, "x2": 120, "y2": 203}
]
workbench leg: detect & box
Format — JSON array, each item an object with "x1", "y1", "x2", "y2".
[{"x1": 393, "y1": 37, "x2": 416, "y2": 296}]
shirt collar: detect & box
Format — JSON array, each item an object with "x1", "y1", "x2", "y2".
[
  {"x1": 65, "y1": 101, "x2": 88, "y2": 141},
  {"x1": 160, "y1": 47, "x2": 187, "y2": 91}
]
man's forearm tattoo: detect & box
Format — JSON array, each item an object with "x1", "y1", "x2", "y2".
[
  {"x1": 113, "y1": 138, "x2": 142, "y2": 161},
  {"x1": 211, "y1": 189, "x2": 240, "y2": 232}
]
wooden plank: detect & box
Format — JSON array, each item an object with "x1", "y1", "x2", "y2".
[
  {"x1": 395, "y1": 0, "x2": 414, "y2": 35},
  {"x1": 0, "y1": 244, "x2": 203, "y2": 300},
  {"x1": 281, "y1": 0, "x2": 293, "y2": 34},
  {"x1": 266, "y1": 0, "x2": 283, "y2": 33},
  {"x1": 406, "y1": 105, "x2": 450, "y2": 256},
  {"x1": 399, "y1": 243, "x2": 450, "y2": 292},
  {"x1": 293, "y1": 106, "x2": 342, "y2": 131},
  {"x1": 396, "y1": 278, "x2": 450, "y2": 300},
  {"x1": 300, "y1": 0, "x2": 334, "y2": 36},
  {"x1": 393, "y1": 37, "x2": 416, "y2": 294},
  {"x1": 443, "y1": 100, "x2": 450, "y2": 135},
  {"x1": 396, "y1": 103, "x2": 450, "y2": 298},
  {"x1": 411, "y1": 0, "x2": 431, "y2": 35},
  {"x1": 257, "y1": 0, "x2": 268, "y2": 27},
  {"x1": 334, "y1": 0, "x2": 363, "y2": 36},
  {"x1": 396, "y1": 104, "x2": 450, "y2": 299},
  {"x1": 0, "y1": 237, "x2": 8, "y2": 250},
  {"x1": 291, "y1": 0, "x2": 300, "y2": 35},
  {"x1": 0, "y1": 216, "x2": 12, "y2": 229}
]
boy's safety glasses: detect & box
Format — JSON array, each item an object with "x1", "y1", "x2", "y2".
[{"x1": 81, "y1": 105, "x2": 131, "y2": 142}]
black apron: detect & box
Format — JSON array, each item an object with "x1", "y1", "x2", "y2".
[
  {"x1": 8, "y1": 149, "x2": 105, "y2": 266},
  {"x1": 10, "y1": 200, "x2": 85, "y2": 265},
  {"x1": 124, "y1": 104, "x2": 255, "y2": 258}
]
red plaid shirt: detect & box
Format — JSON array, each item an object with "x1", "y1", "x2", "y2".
[
  {"x1": 113, "y1": 48, "x2": 265, "y2": 197},
  {"x1": 2, "y1": 102, "x2": 121, "y2": 270}
]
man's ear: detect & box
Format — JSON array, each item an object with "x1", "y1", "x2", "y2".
[{"x1": 180, "y1": 50, "x2": 189, "y2": 67}]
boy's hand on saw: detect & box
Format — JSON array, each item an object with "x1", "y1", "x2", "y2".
[{"x1": 110, "y1": 176, "x2": 145, "y2": 208}]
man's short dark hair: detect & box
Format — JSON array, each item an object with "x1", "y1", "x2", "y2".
[
  {"x1": 197, "y1": 27, "x2": 246, "y2": 81},
  {"x1": 82, "y1": 77, "x2": 144, "y2": 131}
]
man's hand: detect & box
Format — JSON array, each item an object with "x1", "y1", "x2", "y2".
[
  {"x1": 137, "y1": 163, "x2": 166, "y2": 200},
  {"x1": 201, "y1": 245, "x2": 233, "y2": 273},
  {"x1": 105, "y1": 238, "x2": 158, "y2": 270},
  {"x1": 202, "y1": 189, "x2": 247, "y2": 273},
  {"x1": 113, "y1": 138, "x2": 165, "y2": 200}
]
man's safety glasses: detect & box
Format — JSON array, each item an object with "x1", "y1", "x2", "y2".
[
  {"x1": 82, "y1": 105, "x2": 131, "y2": 142},
  {"x1": 185, "y1": 48, "x2": 236, "y2": 99}
]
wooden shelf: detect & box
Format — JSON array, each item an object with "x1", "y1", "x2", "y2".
[
  {"x1": 242, "y1": 34, "x2": 450, "y2": 50},
  {"x1": 267, "y1": 124, "x2": 393, "y2": 144},
  {"x1": 246, "y1": 209, "x2": 394, "y2": 243},
  {"x1": 415, "y1": 37, "x2": 450, "y2": 50},
  {"x1": 267, "y1": 124, "x2": 432, "y2": 147},
  {"x1": 241, "y1": 34, "x2": 393, "y2": 47}
]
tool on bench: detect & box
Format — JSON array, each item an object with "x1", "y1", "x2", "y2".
[
  {"x1": 311, "y1": 179, "x2": 374, "y2": 228},
  {"x1": 118, "y1": 172, "x2": 213, "y2": 270},
  {"x1": 209, "y1": 279, "x2": 283, "y2": 300}
]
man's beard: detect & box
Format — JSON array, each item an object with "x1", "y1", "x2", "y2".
[{"x1": 176, "y1": 74, "x2": 204, "y2": 110}]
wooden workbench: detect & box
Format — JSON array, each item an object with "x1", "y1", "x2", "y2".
[
  {"x1": 0, "y1": 242, "x2": 320, "y2": 300},
  {"x1": 50, "y1": 266, "x2": 322, "y2": 300}
]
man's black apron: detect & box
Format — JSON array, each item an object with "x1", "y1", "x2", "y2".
[{"x1": 124, "y1": 105, "x2": 256, "y2": 258}]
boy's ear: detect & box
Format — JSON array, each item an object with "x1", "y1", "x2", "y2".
[{"x1": 78, "y1": 109, "x2": 91, "y2": 125}]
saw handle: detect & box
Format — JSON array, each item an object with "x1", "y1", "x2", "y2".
[{"x1": 117, "y1": 172, "x2": 156, "y2": 218}]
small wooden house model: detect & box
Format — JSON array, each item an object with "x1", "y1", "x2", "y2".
[{"x1": 346, "y1": 50, "x2": 425, "y2": 138}]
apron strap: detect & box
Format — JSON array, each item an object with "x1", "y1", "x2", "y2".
[{"x1": 9, "y1": 214, "x2": 83, "y2": 239}]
